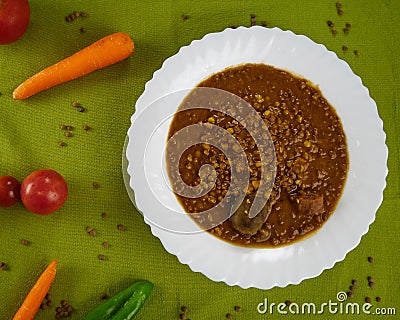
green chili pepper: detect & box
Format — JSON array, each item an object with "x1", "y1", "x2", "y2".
[
  {"x1": 84, "y1": 280, "x2": 154, "y2": 320},
  {"x1": 110, "y1": 280, "x2": 154, "y2": 320}
]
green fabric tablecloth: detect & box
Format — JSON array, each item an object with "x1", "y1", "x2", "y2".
[{"x1": 1, "y1": 0, "x2": 399, "y2": 319}]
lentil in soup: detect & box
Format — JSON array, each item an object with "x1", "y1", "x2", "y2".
[{"x1": 167, "y1": 63, "x2": 348, "y2": 247}]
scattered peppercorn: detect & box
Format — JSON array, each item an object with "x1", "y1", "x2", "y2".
[
  {"x1": 0, "y1": 262, "x2": 8, "y2": 270},
  {"x1": 226, "y1": 313, "x2": 233, "y2": 319},
  {"x1": 365, "y1": 297, "x2": 371, "y2": 303},
  {"x1": 65, "y1": 12, "x2": 87, "y2": 22},
  {"x1": 21, "y1": 239, "x2": 29, "y2": 246},
  {"x1": 55, "y1": 300, "x2": 74, "y2": 318},
  {"x1": 179, "y1": 314, "x2": 186, "y2": 320},
  {"x1": 367, "y1": 276, "x2": 373, "y2": 282},
  {"x1": 83, "y1": 125, "x2": 90, "y2": 131},
  {"x1": 86, "y1": 226, "x2": 97, "y2": 236},
  {"x1": 230, "y1": 24, "x2": 237, "y2": 29},
  {"x1": 347, "y1": 292, "x2": 354, "y2": 298},
  {"x1": 342, "y1": 45, "x2": 348, "y2": 52},
  {"x1": 346, "y1": 23, "x2": 351, "y2": 28},
  {"x1": 336, "y1": 2, "x2": 342, "y2": 8},
  {"x1": 181, "y1": 14, "x2": 189, "y2": 20},
  {"x1": 368, "y1": 281, "x2": 375, "y2": 288},
  {"x1": 65, "y1": 131, "x2": 72, "y2": 138},
  {"x1": 343, "y1": 28, "x2": 349, "y2": 34},
  {"x1": 58, "y1": 141, "x2": 67, "y2": 147},
  {"x1": 118, "y1": 224, "x2": 125, "y2": 231},
  {"x1": 102, "y1": 242, "x2": 109, "y2": 248},
  {"x1": 72, "y1": 101, "x2": 79, "y2": 107},
  {"x1": 327, "y1": 20, "x2": 334, "y2": 28},
  {"x1": 250, "y1": 14, "x2": 256, "y2": 26},
  {"x1": 331, "y1": 29, "x2": 338, "y2": 35},
  {"x1": 39, "y1": 293, "x2": 54, "y2": 313},
  {"x1": 337, "y1": 9, "x2": 343, "y2": 15},
  {"x1": 234, "y1": 306, "x2": 242, "y2": 312},
  {"x1": 368, "y1": 256, "x2": 374, "y2": 263},
  {"x1": 98, "y1": 254, "x2": 106, "y2": 261},
  {"x1": 352, "y1": 279, "x2": 358, "y2": 285},
  {"x1": 285, "y1": 300, "x2": 291, "y2": 306},
  {"x1": 93, "y1": 182, "x2": 100, "y2": 189},
  {"x1": 181, "y1": 306, "x2": 188, "y2": 313},
  {"x1": 349, "y1": 285, "x2": 355, "y2": 291},
  {"x1": 77, "y1": 106, "x2": 85, "y2": 112},
  {"x1": 261, "y1": 21, "x2": 267, "y2": 27},
  {"x1": 66, "y1": 126, "x2": 73, "y2": 131},
  {"x1": 100, "y1": 293, "x2": 109, "y2": 300},
  {"x1": 80, "y1": 27, "x2": 86, "y2": 33},
  {"x1": 60, "y1": 125, "x2": 67, "y2": 130},
  {"x1": 101, "y1": 212, "x2": 108, "y2": 219},
  {"x1": 376, "y1": 297, "x2": 381, "y2": 302}
]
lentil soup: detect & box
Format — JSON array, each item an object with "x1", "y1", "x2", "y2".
[{"x1": 167, "y1": 63, "x2": 348, "y2": 247}]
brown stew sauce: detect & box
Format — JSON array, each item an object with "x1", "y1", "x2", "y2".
[{"x1": 167, "y1": 64, "x2": 348, "y2": 247}]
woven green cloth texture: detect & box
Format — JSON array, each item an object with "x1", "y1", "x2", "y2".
[{"x1": 0, "y1": 0, "x2": 399, "y2": 319}]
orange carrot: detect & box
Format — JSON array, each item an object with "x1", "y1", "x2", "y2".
[
  {"x1": 13, "y1": 32, "x2": 134, "y2": 100},
  {"x1": 13, "y1": 260, "x2": 58, "y2": 320}
]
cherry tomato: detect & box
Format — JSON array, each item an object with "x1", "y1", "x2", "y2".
[
  {"x1": 0, "y1": 0, "x2": 30, "y2": 45},
  {"x1": 0, "y1": 175, "x2": 21, "y2": 207},
  {"x1": 21, "y1": 169, "x2": 68, "y2": 215}
]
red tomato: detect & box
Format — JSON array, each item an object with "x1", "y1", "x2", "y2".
[
  {"x1": 0, "y1": 175, "x2": 21, "y2": 207},
  {"x1": 0, "y1": 0, "x2": 30, "y2": 45},
  {"x1": 21, "y1": 170, "x2": 68, "y2": 215}
]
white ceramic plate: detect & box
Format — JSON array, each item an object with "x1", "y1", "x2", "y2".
[{"x1": 125, "y1": 27, "x2": 388, "y2": 289}]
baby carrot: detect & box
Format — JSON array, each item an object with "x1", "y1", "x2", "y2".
[
  {"x1": 13, "y1": 260, "x2": 58, "y2": 320},
  {"x1": 13, "y1": 32, "x2": 135, "y2": 100}
]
